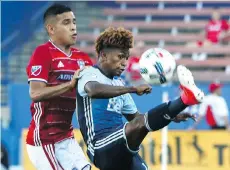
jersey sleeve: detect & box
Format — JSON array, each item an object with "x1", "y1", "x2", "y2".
[
  {"x1": 26, "y1": 46, "x2": 51, "y2": 83},
  {"x1": 78, "y1": 68, "x2": 99, "y2": 97},
  {"x1": 122, "y1": 93, "x2": 138, "y2": 114},
  {"x1": 221, "y1": 20, "x2": 229, "y2": 31}
]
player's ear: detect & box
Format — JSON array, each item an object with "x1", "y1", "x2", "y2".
[
  {"x1": 100, "y1": 51, "x2": 107, "y2": 61},
  {"x1": 46, "y1": 24, "x2": 55, "y2": 35}
]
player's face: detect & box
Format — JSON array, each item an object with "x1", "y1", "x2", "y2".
[
  {"x1": 215, "y1": 88, "x2": 222, "y2": 96},
  {"x1": 212, "y1": 11, "x2": 220, "y2": 21},
  {"x1": 104, "y1": 48, "x2": 129, "y2": 77},
  {"x1": 53, "y1": 11, "x2": 77, "y2": 46}
]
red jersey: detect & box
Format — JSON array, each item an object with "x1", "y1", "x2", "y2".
[
  {"x1": 126, "y1": 56, "x2": 141, "y2": 81},
  {"x1": 26, "y1": 41, "x2": 93, "y2": 146},
  {"x1": 205, "y1": 20, "x2": 229, "y2": 43}
]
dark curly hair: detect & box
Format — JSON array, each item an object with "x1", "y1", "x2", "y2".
[{"x1": 95, "y1": 27, "x2": 133, "y2": 56}]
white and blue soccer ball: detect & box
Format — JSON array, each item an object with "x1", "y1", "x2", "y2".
[{"x1": 139, "y1": 48, "x2": 176, "y2": 85}]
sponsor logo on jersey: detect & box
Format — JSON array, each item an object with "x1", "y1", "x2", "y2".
[
  {"x1": 77, "y1": 59, "x2": 85, "y2": 69},
  {"x1": 31, "y1": 65, "x2": 42, "y2": 76},
  {"x1": 163, "y1": 114, "x2": 171, "y2": 120},
  {"x1": 57, "y1": 74, "x2": 73, "y2": 81}
]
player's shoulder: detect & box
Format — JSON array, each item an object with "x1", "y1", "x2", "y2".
[
  {"x1": 33, "y1": 42, "x2": 51, "y2": 54},
  {"x1": 205, "y1": 94, "x2": 224, "y2": 103},
  {"x1": 217, "y1": 95, "x2": 227, "y2": 103},
  {"x1": 71, "y1": 47, "x2": 93, "y2": 64},
  {"x1": 81, "y1": 66, "x2": 98, "y2": 74},
  {"x1": 28, "y1": 42, "x2": 52, "y2": 62},
  {"x1": 71, "y1": 47, "x2": 90, "y2": 57},
  {"x1": 80, "y1": 66, "x2": 100, "y2": 77}
]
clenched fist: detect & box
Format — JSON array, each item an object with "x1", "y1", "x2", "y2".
[{"x1": 134, "y1": 84, "x2": 152, "y2": 96}]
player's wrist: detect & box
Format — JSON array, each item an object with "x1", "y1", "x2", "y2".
[
  {"x1": 69, "y1": 79, "x2": 76, "y2": 90},
  {"x1": 128, "y1": 86, "x2": 137, "y2": 93}
]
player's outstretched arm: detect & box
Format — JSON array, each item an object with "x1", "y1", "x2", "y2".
[
  {"x1": 84, "y1": 82, "x2": 152, "y2": 98},
  {"x1": 29, "y1": 68, "x2": 84, "y2": 102}
]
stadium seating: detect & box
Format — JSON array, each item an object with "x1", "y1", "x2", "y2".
[
  {"x1": 80, "y1": 0, "x2": 230, "y2": 83},
  {"x1": 89, "y1": 20, "x2": 207, "y2": 30},
  {"x1": 103, "y1": 8, "x2": 230, "y2": 17},
  {"x1": 85, "y1": 1, "x2": 230, "y2": 83},
  {"x1": 78, "y1": 44, "x2": 230, "y2": 55}
]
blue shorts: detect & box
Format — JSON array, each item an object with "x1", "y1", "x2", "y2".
[{"x1": 88, "y1": 123, "x2": 148, "y2": 170}]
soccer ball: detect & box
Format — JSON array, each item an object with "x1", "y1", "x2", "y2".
[{"x1": 139, "y1": 48, "x2": 176, "y2": 85}]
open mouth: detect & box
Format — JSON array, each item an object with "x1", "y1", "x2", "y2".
[
  {"x1": 119, "y1": 69, "x2": 125, "y2": 73},
  {"x1": 72, "y1": 33, "x2": 77, "y2": 38}
]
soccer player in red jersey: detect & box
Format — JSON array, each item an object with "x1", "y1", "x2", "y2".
[{"x1": 26, "y1": 4, "x2": 92, "y2": 170}]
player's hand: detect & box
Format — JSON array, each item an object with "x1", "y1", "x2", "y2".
[
  {"x1": 135, "y1": 84, "x2": 152, "y2": 95},
  {"x1": 73, "y1": 66, "x2": 91, "y2": 80},
  {"x1": 173, "y1": 113, "x2": 196, "y2": 123},
  {"x1": 70, "y1": 66, "x2": 91, "y2": 89}
]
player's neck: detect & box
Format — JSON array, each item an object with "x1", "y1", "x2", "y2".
[
  {"x1": 97, "y1": 63, "x2": 113, "y2": 79},
  {"x1": 49, "y1": 39, "x2": 71, "y2": 55}
]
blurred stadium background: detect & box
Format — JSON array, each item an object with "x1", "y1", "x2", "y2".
[{"x1": 1, "y1": 1, "x2": 230, "y2": 170}]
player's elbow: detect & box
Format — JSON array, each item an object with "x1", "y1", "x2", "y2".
[
  {"x1": 85, "y1": 85, "x2": 97, "y2": 98},
  {"x1": 86, "y1": 90, "x2": 97, "y2": 98},
  {"x1": 86, "y1": 89, "x2": 102, "y2": 98},
  {"x1": 29, "y1": 91, "x2": 42, "y2": 102}
]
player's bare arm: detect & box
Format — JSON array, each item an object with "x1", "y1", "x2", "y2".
[
  {"x1": 84, "y1": 81, "x2": 152, "y2": 98},
  {"x1": 30, "y1": 68, "x2": 83, "y2": 102}
]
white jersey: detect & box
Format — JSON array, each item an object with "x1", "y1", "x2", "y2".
[
  {"x1": 199, "y1": 94, "x2": 229, "y2": 126},
  {"x1": 76, "y1": 66, "x2": 137, "y2": 157}
]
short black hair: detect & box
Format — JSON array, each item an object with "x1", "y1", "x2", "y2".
[{"x1": 43, "y1": 4, "x2": 72, "y2": 24}]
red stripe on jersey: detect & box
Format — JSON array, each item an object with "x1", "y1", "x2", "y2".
[
  {"x1": 34, "y1": 102, "x2": 42, "y2": 146},
  {"x1": 42, "y1": 144, "x2": 59, "y2": 170},
  {"x1": 206, "y1": 105, "x2": 217, "y2": 126},
  {"x1": 49, "y1": 144, "x2": 64, "y2": 170},
  {"x1": 26, "y1": 41, "x2": 93, "y2": 145}
]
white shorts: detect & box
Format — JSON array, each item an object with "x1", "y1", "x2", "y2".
[{"x1": 26, "y1": 138, "x2": 91, "y2": 170}]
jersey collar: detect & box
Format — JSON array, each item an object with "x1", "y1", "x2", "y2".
[
  {"x1": 49, "y1": 39, "x2": 72, "y2": 57},
  {"x1": 93, "y1": 64, "x2": 114, "y2": 80}
]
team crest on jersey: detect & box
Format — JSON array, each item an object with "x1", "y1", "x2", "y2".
[
  {"x1": 31, "y1": 65, "x2": 42, "y2": 76},
  {"x1": 77, "y1": 59, "x2": 85, "y2": 69}
]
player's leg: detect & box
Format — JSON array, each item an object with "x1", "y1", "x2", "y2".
[
  {"x1": 26, "y1": 144, "x2": 61, "y2": 170},
  {"x1": 130, "y1": 154, "x2": 148, "y2": 170},
  {"x1": 125, "y1": 65, "x2": 204, "y2": 150},
  {"x1": 93, "y1": 126, "x2": 137, "y2": 170},
  {"x1": 55, "y1": 138, "x2": 91, "y2": 170}
]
